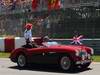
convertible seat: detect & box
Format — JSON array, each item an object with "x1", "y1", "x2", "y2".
[{"x1": 34, "y1": 37, "x2": 43, "y2": 46}]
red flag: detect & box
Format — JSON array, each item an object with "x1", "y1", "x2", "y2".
[
  {"x1": 48, "y1": 0, "x2": 56, "y2": 10},
  {"x1": 47, "y1": 0, "x2": 61, "y2": 10},
  {"x1": 32, "y1": 0, "x2": 38, "y2": 11},
  {"x1": 54, "y1": 0, "x2": 61, "y2": 9},
  {"x1": 47, "y1": 0, "x2": 52, "y2": 10}
]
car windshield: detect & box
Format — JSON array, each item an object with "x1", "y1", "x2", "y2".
[{"x1": 48, "y1": 41, "x2": 58, "y2": 45}]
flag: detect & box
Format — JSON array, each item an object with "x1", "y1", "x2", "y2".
[
  {"x1": 47, "y1": 0, "x2": 61, "y2": 10},
  {"x1": 32, "y1": 0, "x2": 39, "y2": 11},
  {"x1": 71, "y1": 35, "x2": 83, "y2": 45},
  {"x1": 47, "y1": 0, "x2": 56, "y2": 10},
  {"x1": 55, "y1": 0, "x2": 61, "y2": 9}
]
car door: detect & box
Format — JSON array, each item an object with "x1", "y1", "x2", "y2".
[{"x1": 29, "y1": 47, "x2": 59, "y2": 64}]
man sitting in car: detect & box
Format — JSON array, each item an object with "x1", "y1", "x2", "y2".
[{"x1": 42, "y1": 36, "x2": 58, "y2": 47}]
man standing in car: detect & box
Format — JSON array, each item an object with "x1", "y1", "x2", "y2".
[{"x1": 24, "y1": 23, "x2": 33, "y2": 48}]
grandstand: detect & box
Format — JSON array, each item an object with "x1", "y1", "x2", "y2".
[{"x1": 0, "y1": 0, "x2": 100, "y2": 38}]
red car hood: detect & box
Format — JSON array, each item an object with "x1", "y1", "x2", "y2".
[
  {"x1": 48, "y1": 45, "x2": 85, "y2": 50},
  {"x1": 24, "y1": 45, "x2": 83, "y2": 54},
  {"x1": 46, "y1": 45, "x2": 91, "y2": 53}
]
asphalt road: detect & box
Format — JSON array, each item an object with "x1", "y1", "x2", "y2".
[{"x1": 0, "y1": 58, "x2": 100, "y2": 75}]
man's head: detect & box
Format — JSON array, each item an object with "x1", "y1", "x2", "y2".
[
  {"x1": 25, "y1": 23, "x2": 33, "y2": 30},
  {"x1": 43, "y1": 36, "x2": 49, "y2": 42}
]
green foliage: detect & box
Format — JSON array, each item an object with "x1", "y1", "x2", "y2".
[
  {"x1": 0, "y1": 52, "x2": 10, "y2": 58},
  {"x1": 50, "y1": 33, "x2": 72, "y2": 38},
  {"x1": 92, "y1": 55, "x2": 100, "y2": 62}
]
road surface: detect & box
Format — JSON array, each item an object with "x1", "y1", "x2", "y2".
[{"x1": 0, "y1": 58, "x2": 100, "y2": 75}]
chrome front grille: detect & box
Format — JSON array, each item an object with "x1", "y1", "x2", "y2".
[{"x1": 79, "y1": 50, "x2": 88, "y2": 60}]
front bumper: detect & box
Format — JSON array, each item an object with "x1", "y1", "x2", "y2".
[
  {"x1": 72, "y1": 53, "x2": 93, "y2": 65},
  {"x1": 76, "y1": 60, "x2": 91, "y2": 65}
]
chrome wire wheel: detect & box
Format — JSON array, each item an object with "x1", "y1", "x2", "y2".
[
  {"x1": 60, "y1": 56, "x2": 71, "y2": 71},
  {"x1": 17, "y1": 54, "x2": 26, "y2": 67}
]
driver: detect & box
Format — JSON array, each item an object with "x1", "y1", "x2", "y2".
[
  {"x1": 42, "y1": 36, "x2": 50, "y2": 47},
  {"x1": 42, "y1": 36, "x2": 58, "y2": 47}
]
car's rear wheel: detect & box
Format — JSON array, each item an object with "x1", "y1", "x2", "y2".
[
  {"x1": 59, "y1": 56, "x2": 73, "y2": 71},
  {"x1": 17, "y1": 54, "x2": 27, "y2": 68}
]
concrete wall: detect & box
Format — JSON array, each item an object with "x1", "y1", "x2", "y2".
[
  {"x1": 15, "y1": 37, "x2": 26, "y2": 49},
  {"x1": 0, "y1": 37, "x2": 26, "y2": 52},
  {"x1": 0, "y1": 37, "x2": 5, "y2": 51}
]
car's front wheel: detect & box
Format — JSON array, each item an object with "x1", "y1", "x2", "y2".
[
  {"x1": 59, "y1": 56, "x2": 73, "y2": 71},
  {"x1": 17, "y1": 54, "x2": 27, "y2": 68}
]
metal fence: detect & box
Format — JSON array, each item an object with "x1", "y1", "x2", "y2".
[
  {"x1": 0, "y1": 0, "x2": 100, "y2": 38},
  {"x1": 0, "y1": 7, "x2": 100, "y2": 38}
]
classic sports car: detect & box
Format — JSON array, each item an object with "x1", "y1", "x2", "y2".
[{"x1": 10, "y1": 38, "x2": 94, "y2": 71}]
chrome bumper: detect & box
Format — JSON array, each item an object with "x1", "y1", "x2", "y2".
[{"x1": 76, "y1": 60, "x2": 91, "y2": 65}]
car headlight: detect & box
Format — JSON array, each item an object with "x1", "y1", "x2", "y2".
[
  {"x1": 75, "y1": 50, "x2": 80, "y2": 56},
  {"x1": 90, "y1": 48, "x2": 94, "y2": 55},
  {"x1": 75, "y1": 49, "x2": 87, "y2": 57}
]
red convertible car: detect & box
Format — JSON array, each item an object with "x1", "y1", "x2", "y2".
[{"x1": 10, "y1": 38, "x2": 94, "y2": 71}]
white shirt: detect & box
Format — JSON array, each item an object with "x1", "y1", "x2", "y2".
[{"x1": 24, "y1": 29, "x2": 33, "y2": 41}]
